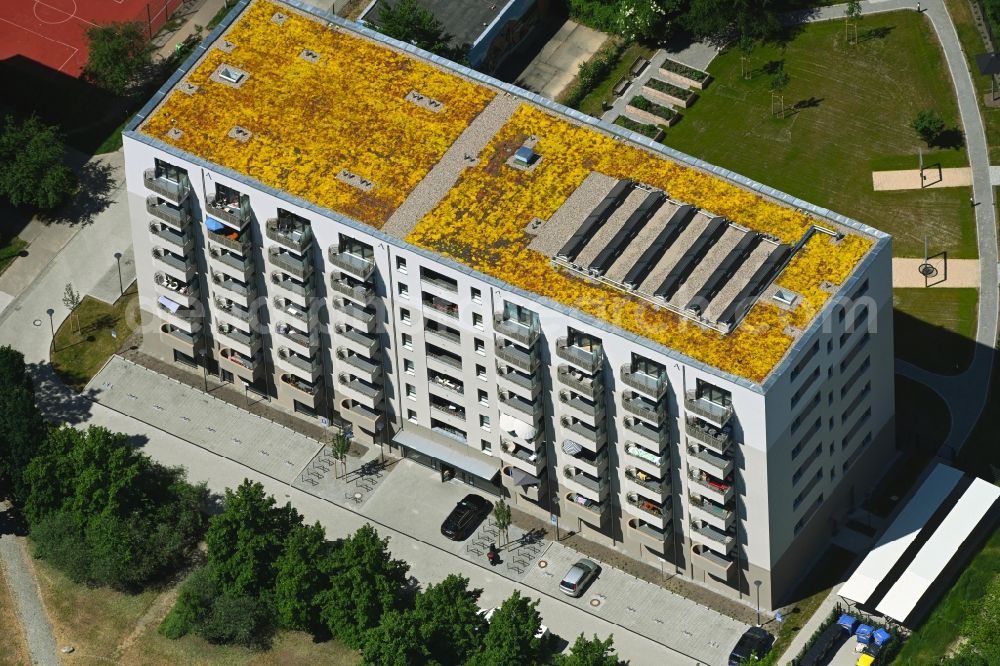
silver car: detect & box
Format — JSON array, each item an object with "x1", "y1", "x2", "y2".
[{"x1": 559, "y1": 558, "x2": 600, "y2": 597}]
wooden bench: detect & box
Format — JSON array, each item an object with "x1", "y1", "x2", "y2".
[
  {"x1": 629, "y1": 56, "x2": 649, "y2": 77},
  {"x1": 612, "y1": 76, "x2": 631, "y2": 97}
]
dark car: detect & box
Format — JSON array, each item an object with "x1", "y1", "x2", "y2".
[
  {"x1": 728, "y1": 626, "x2": 774, "y2": 665},
  {"x1": 441, "y1": 494, "x2": 493, "y2": 541}
]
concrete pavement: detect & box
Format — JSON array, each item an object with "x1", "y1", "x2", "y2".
[{"x1": 516, "y1": 20, "x2": 608, "y2": 99}]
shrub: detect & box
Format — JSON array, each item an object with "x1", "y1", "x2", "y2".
[
  {"x1": 561, "y1": 40, "x2": 628, "y2": 109},
  {"x1": 566, "y1": 0, "x2": 622, "y2": 33}
]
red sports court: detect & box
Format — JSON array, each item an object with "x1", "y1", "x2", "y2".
[{"x1": 0, "y1": 0, "x2": 183, "y2": 78}]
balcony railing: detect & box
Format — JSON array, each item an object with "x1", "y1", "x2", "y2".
[
  {"x1": 625, "y1": 493, "x2": 668, "y2": 520},
  {"x1": 266, "y1": 217, "x2": 313, "y2": 252},
  {"x1": 330, "y1": 277, "x2": 375, "y2": 306},
  {"x1": 332, "y1": 298, "x2": 375, "y2": 327},
  {"x1": 688, "y1": 473, "x2": 734, "y2": 504},
  {"x1": 143, "y1": 170, "x2": 190, "y2": 203},
  {"x1": 161, "y1": 323, "x2": 197, "y2": 345},
  {"x1": 493, "y1": 314, "x2": 539, "y2": 347},
  {"x1": 625, "y1": 467, "x2": 669, "y2": 496},
  {"x1": 338, "y1": 350, "x2": 382, "y2": 381},
  {"x1": 146, "y1": 196, "x2": 190, "y2": 228},
  {"x1": 430, "y1": 401, "x2": 466, "y2": 420},
  {"x1": 559, "y1": 391, "x2": 602, "y2": 419},
  {"x1": 555, "y1": 338, "x2": 603, "y2": 373},
  {"x1": 497, "y1": 367, "x2": 539, "y2": 395},
  {"x1": 557, "y1": 365, "x2": 599, "y2": 397},
  {"x1": 624, "y1": 442, "x2": 667, "y2": 469},
  {"x1": 270, "y1": 272, "x2": 310, "y2": 297},
  {"x1": 620, "y1": 364, "x2": 667, "y2": 398},
  {"x1": 692, "y1": 544, "x2": 734, "y2": 576},
  {"x1": 213, "y1": 299, "x2": 251, "y2": 322},
  {"x1": 212, "y1": 248, "x2": 252, "y2": 273},
  {"x1": 427, "y1": 348, "x2": 462, "y2": 370},
  {"x1": 495, "y1": 341, "x2": 539, "y2": 373},
  {"x1": 500, "y1": 391, "x2": 542, "y2": 421},
  {"x1": 421, "y1": 272, "x2": 458, "y2": 293},
  {"x1": 328, "y1": 248, "x2": 374, "y2": 281},
  {"x1": 207, "y1": 200, "x2": 248, "y2": 227},
  {"x1": 278, "y1": 348, "x2": 320, "y2": 373},
  {"x1": 688, "y1": 446, "x2": 733, "y2": 477},
  {"x1": 273, "y1": 297, "x2": 310, "y2": 325},
  {"x1": 269, "y1": 247, "x2": 312, "y2": 279},
  {"x1": 425, "y1": 325, "x2": 460, "y2": 346},
  {"x1": 152, "y1": 248, "x2": 192, "y2": 274},
  {"x1": 213, "y1": 272, "x2": 251, "y2": 297},
  {"x1": 690, "y1": 522, "x2": 735, "y2": 551},
  {"x1": 422, "y1": 295, "x2": 458, "y2": 319},
  {"x1": 216, "y1": 324, "x2": 257, "y2": 349},
  {"x1": 629, "y1": 519, "x2": 668, "y2": 544},
  {"x1": 339, "y1": 374, "x2": 382, "y2": 400},
  {"x1": 221, "y1": 348, "x2": 257, "y2": 370},
  {"x1": 500, "y1": 441, "x2": 545, "y2": 467},
  {"x1": 624, "y1": 417, "x2": 667, "y2": 449},
  {"x1": 685, "y1": 419, "x2": 733, "y2": 454},
  {"x1": 623, "y1": 393, "x2": 665, "y2": 423},
  {"x1": 277, "y1": 324, "x2": 314, "y2": 350},
  {"x1": 685, "y1": 391, "x2": 733, "y2": 426},
  {"x1": 565, "y1": 493, "x2": 605, "y2": 519},
  {"x1": 149, "y1": 222, "x2": 190, "y2": 249},
  {"x1": 429, "y1": 372, "x2": 464, "y2": 397},
  {"x1": 561, "y1": 417, "x2": 603, "y2": 443},
  {"x1": 689, "y1": 495, "x2": 734, "y2": 524},
  {"x1": 335, "y1": 325, "x2": 379, "y2": 356},
  {"x1": 282, "y1": 373, "x2": 319, "y2": 396},
  {"x1": 207, "y1": 227, "x2": 251, "y2": 254}
]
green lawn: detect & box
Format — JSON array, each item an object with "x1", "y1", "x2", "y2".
[
  {"x1": 0, "y1": 237, "x2": 27, "y2": 276},
  {"x1": 662, "y1": 11, "x2": 976, "y2": 258},
  {"x1": 893, "y1": 525, "x2": 1000, "y2": 664},
  {"x1": 893, "y1": 288, "x2": 978, "y2": 375},
  {"x1": 51, "y1": 284, "x2": 138, "y2": 390},
  {"x1": 575, "y1": 42, "x2": 656, "y2": 117},
  {"x1": 946, "y1": 0, "x2": 1000, "y2": 163}
]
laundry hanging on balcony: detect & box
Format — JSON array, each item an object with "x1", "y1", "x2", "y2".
[
  {"x1": 205, "y1": 217, "x2": 226, "y2": 232},
  {"x1": 157, "y1": 295, "x2": 181, "y2": 313}
]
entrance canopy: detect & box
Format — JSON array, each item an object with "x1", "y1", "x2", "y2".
[
  {"x1": 509, "y1": 467, "x2": 540, "y2": 487},
  {"x1": 393, "y1": 428, "x2": 499, "y2": 481}
]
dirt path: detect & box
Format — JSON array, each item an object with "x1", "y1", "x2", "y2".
[{"x1": 114, "y1": 586, "x2": 180, "y2": 662}]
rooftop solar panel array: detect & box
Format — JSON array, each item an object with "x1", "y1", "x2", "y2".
[
  {"x1": 622, "y1": 205, "x2": 696, "y2": 289},
  {"x1": 653, "y1": 216, "x2": 726, "y2": 300},
  {"x1": 588, "y1": 190, "x2": 666, "y2": 276},
  {"x1": 557, "y1": 179, "x2": 634, "y2": 263}
]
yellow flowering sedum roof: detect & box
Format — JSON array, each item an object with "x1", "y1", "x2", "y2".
[{"x1": 140, "y1": 0, "x2": 876, "y2": 384}]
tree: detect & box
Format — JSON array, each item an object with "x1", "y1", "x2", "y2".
[
  {"x1": 769, "y1": 66, "x2": 790, "y2": 118},
  {"x1": 410, "y1": 574, "x2": 487, "y2": 664},
  {"x1": 467, "y1": 590, "x2": 546, "y2": 666},
  {"x1": 912, "y1": 109, "x2": 945, "y2": 145},
  {"x1": 616, "y1": 0, "x2": 684, "y2": 43},
  {"x1": 274, "y1": 521, "x2": 329, "y2": 631},
  {"x1": 739, "y1": 35, "x2": 754, "y2": 80},
  {"x1": 205, "y1": 479, "x2": 302, "y2": 598},
  {"x1": 0, "y1": 345, "x2": 46, "y2": 502},
  {"x1": 360, "y1": 609, "x2": 426, "y2": 666},
  {"x1": 0, "y1": 115, "x2": 76, "y2": 209},
  {"x1": 317, "y1": 523, "x2": 410, "y2": 648},
  {"x1": 332, "y1": 431, "x2": 350, "y2": 478},
  {"x1": 682, "y1": 0, "x2": 780, "y2": 43},
  {"x1": 493, "y1": 498, "x2": 511, "y2": 550},
  {"x1": 82, "y1": 22, "x2": 151, "y2": 95},
  {"x1": 845, "y1": 0, "x2": 862, "y2": 44},
  {"x1": 377, "y1": 0, "x2": 456, "y2": 58},
  {"x1": 554, "y1": 634, "x2": 626, "y2": 665},
  {"x1": 62, "y1": 283, "x2": 81, "y2": 334}
]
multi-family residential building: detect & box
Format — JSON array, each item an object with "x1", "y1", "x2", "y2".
[{"x1": 123, "y1": 0, "x2": 894, "y2": 609}]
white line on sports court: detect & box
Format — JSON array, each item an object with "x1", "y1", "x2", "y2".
[{"x1": 0, "y1": 15, "x2": 80, "y2": 72}]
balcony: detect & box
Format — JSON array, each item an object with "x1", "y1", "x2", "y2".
[
  {"x1": 207, "y1": 199, "x2": 248, "y2": 228},
  {"x1": 276, "y1": 347, "x2": 321, "y2": 380},
  {"x1": 685, "y1": 419, "x2": 733, "y2": 454},
  {"x1": 422, "y1": 294, "x2": 459, "y2": 320},
  {"x1": 620, "y1": 364, "x2": 667, "y2": 399},
  {"x1": 334, "y1": 324, "x2": 379, "y2": 357},
  {"x1": 562, "y1": 466, "x2": 608, "y2": 500},
  {"x1": 211, "y1": 247, "x2": 253, "y2": 276},
  {"x1": 207, "y1": 225, "x2": 251, "y2": 254},
  {"x1": 690, "y1": 522, "x2": 735, "y2": 555},
  {"x1": 212, "y1": 271, "x2": 253, "y2": 303},
  {"x1": 330, "y1": 276, "x2": 375, "y2": 306},
  {"x1": 688, "y1": 495, "x2": 735, "y2": 531},
  {"x1": 685, "y1": 391, "x2": 733, "y2": 427},
  {"x1": 688, "y1": 473, "x2": 734, "y2": 505},
  {"x1": 624, "y1": 492, "x2": 670, "y2": 527},
  {"x1": 495, "y1": 340, "x2": 539, "y2": 373},
  {"x1": 624, "y1": 417, "x2": 668, "y2": 450},
  {"x1": 430, "y1": 401, "x2": 466, "y2": 429},
  {"x1": 428, "y1": 372, "x2": 464, "y2": 399},
  {"x1": 623, "y1": 392, "x2": 666, "y2": 424},
  {"x1": 154, "y1": 272, "x2": 199, "y2": 307},
  {"x1": 266, "y1": 217, "x2": 313, "y2": 253},
  {"x1": 425, "y1": 325, "x2": 461, "y2": 353},
  {"x1": 220, "y1": 347, "x2": 259, "y2": 381},
  {"x1": 146, "y1": 196, "x2": 190, "y2": 228},
  {"x1": 493, "y1": 314, "x2": 539, "y2": 347},
  {"x1": 563, "y1": 443, "x2": 608, "y2": 477},
  {"x1": 143, "y1": 170, "x2": 190, "y2": 204},
  {"x1": 336, "y1": 349, "x2": 382, "y2": 384},
  {"x1": 420, "y1": 271, "x2": 458, "y2": 295},
  {"x1": 557, "y1": 365, "x2": 600, "y2": 400},
  {"x1": 496, "y1": 366, "x2": 541, "y2": 399},
  {"x1": 213, "y1": 297, "x2": 251, "y2": 323},
  {"x1": 563, "y1": 492, "x2": 607, "y2": 526},
  {"x1": 152, "y1": 247, "x2": 194, "y2": 281},
  {"x1": 269, "y1": 272, "x2": 311, "y2": 302},
  {"x1": 688, "y1": 446, "x2": 733, "y2": 478},
  {"x1": 160, "y1": 323, "x2": 199, "y2": 352},
  {"x1": 269, "y1": 247, "x2": 313, "y2": 280},
  {"x1": 332, "y1": 298, "x2": 376, "y2": 333},
  {"x1": 273, "y1": 297, "x2": 310, "y2": 327},
  {"x1": 148, "y1": 221, "x2": 191, "y2": 252},
  {"x1": 338, "y1": 373, "x2": 383, "y2": 409},
  {"x1": 624, "y1": 467, "x2": 669, "y2": 498},
  {"x1": 627, "y1": 518, "x2": 669, "y2": 546},
  {"x1": 427, "y1": 347, "x2": 462, "y2": 372},
  {"x1": 281, "y1": 373, "x2": 320, "y2": 399},
  {"x1": 276, "y1": 323, "x2": 316, "y2": 356},
  {"x1": 328, "y1": 248, "x2": 374, "y2": 281},
  {"x1": 560, "y1": 417, "x2": 604, "y2": 448},
  {"x1": 692, "y1": 544, "x2": 734, "y2": 578},
  {"x1": 558, "y1": 391, "x2": 603, "y2": 426},
  {"x1": 215, "y1": 323, "x2": 259, "y2": 357},
  {"x1": 499, "y1": 391, "x2": 542, "y2": 422},
  {"x1": 498, "y1": 440, "x2": 546, "y2": 476},
  {"x1": 623, "y1": 441, "x2": 667, "y2": 474},
  {"x1": 555, "y1": 338, "x2": 602, "y2": 373}
]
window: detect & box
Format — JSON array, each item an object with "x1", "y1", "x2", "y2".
[
  {"x1": 471, "y1": 288, "x2": 482, "y2": 304},
  {"x1": 400, "y1": 308, "x2": 411, "y2": 324},
  {"x1": 407, "y1": 409, "x2": 417, "y2": 422},
  {"x1": 420, "y1": 266, "x2": 458, "y2": 292},
  {"x1": 480, "y1": 438, "x2": 492, "y2": 453},
  {"x1": 474, "y1": 338, "x2": 485, "y2": 355},
  {"x1": 480, "y1": 415, "x2": 491, "y2": 431},
  {"x1": 395, "y1": 256, "x2": 407, "y2": 273},
  {"x1": 404, "y1": 359, "x2": 415, "y2": 375},
  {"x1": 398, "y1": 283, "x2": 409, "y2": 298},
  {"x1": 406, "y1": 384, "x2": 416, "y2": 399},
  {"x1": 339, "y1": 234, "x2": 373, "y2": 260},
  {"x1": 567, "y1": 327, "x2": 601, "y2": 352},
  {"x1": 630, "y1": 353, "x2": 665, "y2": 379},
  {"x1": 695, "y1": 379, "x2": 731, "y2": 407},
  {"x1": 473, "y1": 312, "x2": 484, "y2": 330},
  {"x1": 476, "y1": 364, "x2": 486, "y2": 380},
  {"x1": 154, "y1": 158, "x2": 187, "y2": 183},
  {"x1": 402, "y1": 333, "x2": 413, "y2": 350},
  {"x1": 503, "y1": 302, "x2": 538, "y2": 327},
  {"x1": 478, "y1": 389, "x2": 488, "y2": 405}
]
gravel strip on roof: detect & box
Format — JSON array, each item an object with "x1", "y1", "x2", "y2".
[
  {"x1": 704, "y1": 241, "x2": 776, "y2": 322},
  {"x1": 573, "y1": 188, "x2": 650, "y2": 269},
  {"x1": 529, "y1": 171, "x2": 616, "y2": 256},
  {"x1": 668, "y1": 225, "x2": 744, "y2": 308},
  {"x1": 638, "y1": 212, "x2": 711, "y2": 294}
]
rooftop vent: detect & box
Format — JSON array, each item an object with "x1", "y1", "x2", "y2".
[
  {"x1": 773, "y1": 288, "x2": 798, "y2": 306},
  {"x1": 272, "y1": 11, "x2": 288, "y2": 25},
  {"x1": 219, "y1": 66, "x2": 243, "y2": 84},
  {"x1": 300, "y1": 48, "x2": 321, "y2": 64},
  {"x1": 514, "y1": 146, "x2": 535, "y2": 166}
]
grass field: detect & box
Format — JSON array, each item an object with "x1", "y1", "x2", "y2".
[
  {"x1": 893, "y1": 288, "x2": 978, "y2": 374},
  {"x1": 945, "y1": 0, "x2": 1000, "y2": 163},
  {"x1": 30, "y1": 552, "x2": 360, "y2": 665},
  {"x1": 51, "y1": 284, "x2": 138, "y2": 391},
  {"x1": 663, "y1": 11, "x2": 977, "y2": 258},
  {"x1": 0, "y1": 237, "x2": 27, "y2": 276},
  {"x1": 0, "y1": 560, "x2": 30, "y2": 666},
  {"x1": 892, "y1": 525, "x2": 1000, "y2": 664}
]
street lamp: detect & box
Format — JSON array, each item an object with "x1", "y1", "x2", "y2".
[
  {"x1": 754, "y1": 579, "x2": 763, "y2": 626},
  {"x1": 197, "y1": 349, "x2": 208, "y2": 392},
  {"x1": 113, "y1": 252, "x2": 123, "y2": 297},
  {"x1": 46, "y1": 308, "x2": 55, "y2": 349}
]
